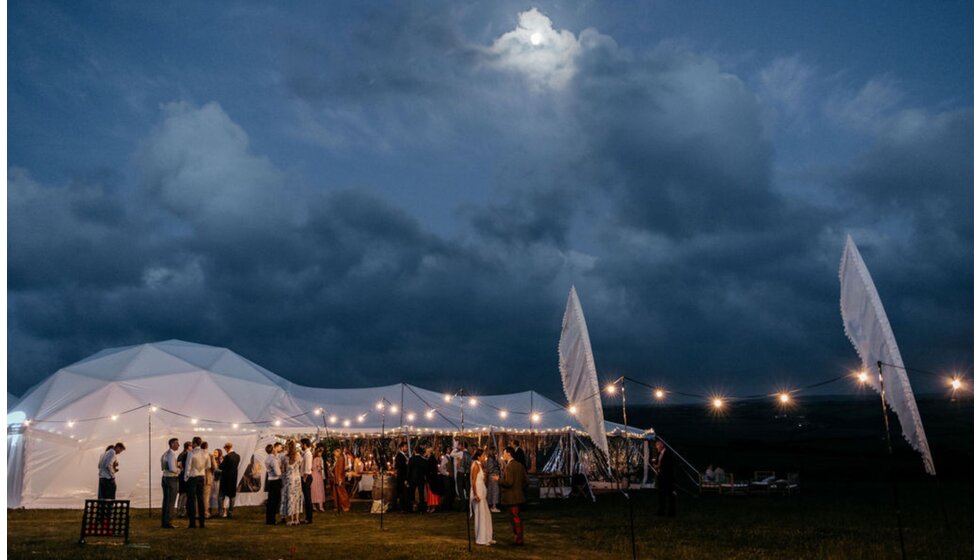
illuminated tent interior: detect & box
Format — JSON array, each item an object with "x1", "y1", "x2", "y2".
[{"x1": 7, "y1": 340, "x2": 647, "y2": 508}]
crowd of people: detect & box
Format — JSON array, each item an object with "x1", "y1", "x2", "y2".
[{"x1": 97, "y1": 434, "x2": 545, "y2": 546}]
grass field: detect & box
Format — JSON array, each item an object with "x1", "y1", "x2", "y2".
[{"x1": 7, "y1": 479, "x2": 971, "y2": 560}]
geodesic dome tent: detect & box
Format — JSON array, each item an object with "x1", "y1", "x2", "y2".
[
  {"x1": 8, "y1": 340, "x2": 647, "y2": 508},
  {"x1": 7, "y1": 340, "x2": 304, "y2": 508}
]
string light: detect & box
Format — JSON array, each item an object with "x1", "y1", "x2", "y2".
[
  {"x1": 499, "y1": 410, "x2": 508, "y2": 419},
  {"x1": 328, "y1": 415, "x2": 337, "y2": 424},
  {"x1": 110, "y1": 415, "x2": 118, "y2": 421},
  {"x1": 376, "y1": 402, "x2": 385, "y2": 410},
  {"x1": 531, "y1": 412, "x2": 541, "y2": 423},
  {"x1": 190, "y1": 418, "x2": 198, "y2": 425},
  {"x1": 232, "y1": 423, "x2": 239, "y2": 429},
  {"x1": 654, "y1": 389, "x2": 665, "y2": 400},
  {"x1": 67, "y1": 421, "x2": 75, "y2": 428},
  {"x1": 605, "y1": 383, "x2": 618, "y2": 395},
  {"x1": 443, "y1": 394, "x2": 452, "y2": 403},
  {"x1": 568, "y1": 405, "x2": 578, "y2": 415},
  {"x1": 274, "y1": 420, "x2": 282, "y2": 427},
  {"x1": 711, "y1": 398, "x2": 724, "y2": 410},
  {"x1": 314, "y1": 408, "x2": 322, "y2": 416},
  {"x1": 342, "y1": 419, "x2": 351, "y2": 427},
  {"x1": 777, "y1": 392, "x2": 791, "y2": 405},
  {"x1": 468, "y1": 397, "x2": 478, "y2": 407},
  {"x1": 425, "y1": 410, "x2": 435, "y2": 420},
  {"x1": 951, "y1": 377, "x2": 963, "y2": 391},
  {"x1": 357, "y1": 415, "x2": 366, "y2": 423},
  {"x1": 390, "y1": 405, "x2": 398, "y2": 414},
  {"x1": 150, "y1": 406, "x2": 158, "y2": 412},
  {"x1": 856, "y1": 371, "x2": 869, "y2": 384}
]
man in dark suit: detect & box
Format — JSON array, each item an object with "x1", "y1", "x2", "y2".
[
  {"x1": 407, "y1": 445, "x2": 428, "y2": 513},
  {"x1": 218, "y1": 443, "x2": 241, "y2": 518},
  {"x1": 499, "y1": 446, "x2": 529, "y2": 545},
  {"x1": 394, "y1": 441, "x2": 410, "y2": 512},
  {"x1": 511, "y1": 441, "x2": 527, "y2": 469},
  {"x1": 653, "y1": 438, "x2": 676, "y2": 517}
]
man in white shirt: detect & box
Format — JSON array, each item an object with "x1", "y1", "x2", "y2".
[
  {"x1": 184, "y1": 437, "x2": 209, "y2": 528},
  {"x1": 98, "y1": 442, "x2": 125, "y2": 500},
  {"x1": 264, "y1": 443, "x2": 283, "y2": 525},
  {"x1": 300, "y1": 438, "x2": 314, "y2": 524},
  {"x1": 160, "y1": 438, "x2": 180, "y2": 528}
]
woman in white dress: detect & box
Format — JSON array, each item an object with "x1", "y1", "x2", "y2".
[
  {"x1": 470, "y1": 448, "x2": 494, "y2": 546},
  {"x1": 280, "y1": 440, "x2": 304, "y2": 526}
]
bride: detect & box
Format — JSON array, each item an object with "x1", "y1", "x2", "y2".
[{"x1": 470, "y1": 449, "x2": 494, "y2": 546}]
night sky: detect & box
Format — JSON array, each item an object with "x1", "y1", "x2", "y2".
[{"x1": 7, "y1": 1, "x2": 973, "y2": 401}]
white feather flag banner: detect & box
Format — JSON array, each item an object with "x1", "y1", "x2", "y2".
[
  {"x1": 839, "y1": 235, "x2": 935, "y2": 475},
  {"x1": 558, "y1": 286, "x2": 610, "y2": 460}
]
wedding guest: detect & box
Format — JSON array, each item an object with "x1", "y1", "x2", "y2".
[
  {"x1": 485, "y1": 447, "x2": 501, "y2": 513},
  {"x1": 499, "y1": 446, "x2": 528, "y2": 545},
  {"x1": 395, "y1": 441, "x2": 410, "y2": 512},
  {"x1": 218, "y1": 442, "x2": 240, "y2": 518},
  {"x1": 451, "y1": 441, "x2": 472, "y2": 508},
  {"x1": 160, "y1": 438, "x2": 180, "y2": 529},
  {"x1": 471, "y1": 449, "x2": 494, "y2": 546},
  {"x1": 424, "y1": 445, "x2": 441, "y2": 513},
  {"x1": 311, "y1": 445, "x2": 326, "y2": 512},
  {"x1": 281, "y1": 440, "x2": 304, "y2": 525},
  {"x1": 332, "y1": 448, "x2": 351, "y2": 512},
  {"x1": 407, "y1": 445, "x2": 428, "y2": 513},
  {"x1": 184, "y1": 437, "x2": 208, "y2": 529},
  {"x1": 653, "y1": 438, "x2": 676, "y2": 517},
  {"x1": 439, "y1": 447, "x2": 455, "y2": 511},
  {"x1": 201, "y1": 442, "x2": 216, "y2": 519},
  {"x1": 176, "y1": 442, "x2": 191, "y2": 517},
  {"x1": 98, "y1": 442, "x2": 125, "y2": 500},
  {"x1": 210, "y1": 449, "x2": 223, "y2": 514},
  {"x1": 300, "y1": 438, "x2": 314, "y2": 524},
  {"x1": 511, "y1": 440, "x2": 527, "y2": 470},
  {"x1": 264, "y1": 443, "x2": 282, "y2": 525}
]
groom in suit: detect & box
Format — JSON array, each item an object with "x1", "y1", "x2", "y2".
[{"x1": 499, "y1": 446, "x2": 528, "y2": 545}]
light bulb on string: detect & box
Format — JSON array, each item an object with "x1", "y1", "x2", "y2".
[
  {"x1": 111, "y1": 415, "x2": 119, "y2": 421},
  {"x1": 190, "y1": 418, "x2": 198, "y2": 425},
  {"x1": 314, "y1": 408, "x2": 322, "y2": 416},
  {"x1": 605, "y1": 383, "x2": 618, "y2": 395},
  {"x1": 343, "y1": 419, "x2": 351, "y2": 428},
  {"x1": 232, "y1": 423, "x2": 239, "y2": 429},
  {"x1": 150, "y1": 406, "x2": 158, "y2": 412},
  {"x1": 67, "y1": 420, "x2": 75, "y2": 428},
  {"x1": 390, "y1": 405, "x2": 398, "y2": 414},
  {"x1": 856, "y1": 370, "x2": 869, "y2": 385},
  {"x1": 950, "y1": 377, "x2": 963, "y2": 391},
  {"x1": 468, "y1": 397, "x2": 478, "y2": 407},
  {"x1": 274, "y1": 420, "x2": 282, "y2": 427},
  {"x1": 328, "y1": 415, "x2": 337, "y2": 424},
  {"x1": 425, "y1": 410, "x2": 435, "y2": 420},
  {"x1": 654, "y1": 389, "x2": 666, "y2": 400},
  {"x1": 777, "y1": 392, "x2": 792, "y2": 405},
  {"x1": 357, "y1": 415, "x2": 366, "y2": 423},
  {"x1": 406, "y1": 412, "x2": 416, "y2": 422},
  {"x1": 568, "y1": 405, "x2": 578, "y2": 415},
  {"x1": 376, "y1": 402, "x2": 385, "y2": 411},
  {"x1": 499, "y1": 410, "x2": 508, "y2": 419},
  {"x1": 531, "y1": 412, "x2": 541, "y2": 423},
  {"x1": 711, "y1": 397, "x2": 724, "y2": 410}
]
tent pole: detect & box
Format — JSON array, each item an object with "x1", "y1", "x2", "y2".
[
  {"x1": 877, "y1": 361, "x2": 906, "y2": 560},
  {"x1": 459, "y1": 389, "x2": 471, "y2": 553},
  {"x1": 148, "y1": 404, "x2": 152, "y2": 517},
  {"x1": 619, "y1": 377, "x2": 637, "y2": 560}
]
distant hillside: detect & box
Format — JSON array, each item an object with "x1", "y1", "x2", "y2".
[{"x1": 606, "y1": 395, "x2": 973, "y2": 481}]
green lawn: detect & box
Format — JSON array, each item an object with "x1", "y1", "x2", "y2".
[{"x1": 7, "y1": 480, "x2": 971, "y2": 559}]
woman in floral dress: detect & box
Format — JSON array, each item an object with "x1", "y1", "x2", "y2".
[
  {"x1": 280, "y1": 440, "x2": 304, "y2": 525},
  {"x1": 311, "y1": 445, "x2": 326, "y2": 512}
]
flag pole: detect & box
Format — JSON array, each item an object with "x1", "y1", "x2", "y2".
[{"x1": 877, "y1": 361, "x2": 906, "y2": 560}]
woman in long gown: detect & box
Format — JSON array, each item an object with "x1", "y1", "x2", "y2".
[
  {"x1": 470, "y1": 449, "x2": 494, "y2": 546},
  {"x1": 209, "y1": 449, "x2": 223, "y2": 513},
  {"x1": 280, "y1": 440, "x2": 304, "y2": 525},
  {"x1": 311, "y1": 446, "x2": 326, "y2": 512},
  {"x1": 332, "y1": 448, "x2": 351, "y2": 512},
  {"x1": 425, "y1": 445, "x2": 441, "y2": 513}
]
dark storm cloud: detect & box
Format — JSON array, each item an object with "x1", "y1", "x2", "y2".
[{"x1": 7, "y1": 4, "x2": 972, "y2": 401}]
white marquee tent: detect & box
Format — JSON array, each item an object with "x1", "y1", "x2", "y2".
[{"x1": 7, "y1": 340, "x2": 645, "y2": 508}]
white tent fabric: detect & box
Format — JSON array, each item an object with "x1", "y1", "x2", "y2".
[
  {"x1": 840, "y1": 235, "x2": 935, "y2": 475},
  {"x1": 8, "y1": 340, "x2": 644, "y2": 508},
  {"x1": 558, "y1": 286, "x2": 610, "y2": 460}
]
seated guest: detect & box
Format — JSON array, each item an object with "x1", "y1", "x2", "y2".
[
  {"x1": 712, "y1": 466, "x2": 726, "y2": 483},
  {"x1": 704, "y1": 464, "x2": 715, "y2": 482}
]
